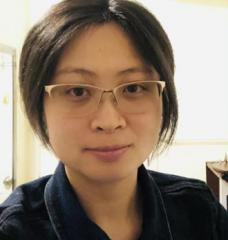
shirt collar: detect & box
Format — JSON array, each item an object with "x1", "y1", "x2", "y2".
[
  {"x1": 44, "y1": 163, "x2": 110, "y2": 240},
  {"x1": 137, "y1": 166, "x2": 173, "y2": 240},
  {"x1": 44, "y1": 163, "x2": 172, "y2": 240}
]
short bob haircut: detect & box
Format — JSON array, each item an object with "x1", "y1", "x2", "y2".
[{"x1": 19, "y1": 0, "x2": 178, "y2": 153}]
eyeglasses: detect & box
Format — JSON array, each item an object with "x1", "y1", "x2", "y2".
[{"x1": 44, "y1": 80, "x2": 165, "y2": 117}]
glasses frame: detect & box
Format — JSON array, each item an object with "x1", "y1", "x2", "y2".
[
  {"x1": 44, "y1": 80, "x2": 165, "y2": 99},
  {"x1": 44, "y1": 80, "x2": 165, "y2": 116}
]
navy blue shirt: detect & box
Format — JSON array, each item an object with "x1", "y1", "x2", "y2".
[{"x1": 0, "y1": 163, "x2": 227, "y2": 239}]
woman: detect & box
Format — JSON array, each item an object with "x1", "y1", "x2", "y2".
[{"x1": 0, "y1": 0, "x2": 227, "y2": 239}]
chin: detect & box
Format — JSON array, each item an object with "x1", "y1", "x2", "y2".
[{"x1": 81, "y1": 163, "x2": 139, "y2": 184}]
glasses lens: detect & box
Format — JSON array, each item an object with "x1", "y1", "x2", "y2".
[
  {"x1": 49, "y1": 84, "x2": 101, "y2": 117},
  {"x1": 116, "y1": 81, "x2": 162, "y2": 114},
  {"x1": 47, "y1": 81, "x2": 163, "y2": 117}
]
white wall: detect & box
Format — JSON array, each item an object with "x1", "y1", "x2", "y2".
[
  {"x1": 141, "y1": 0, "x2": 228, "y2": 180},
  {"x1": 0, "y1": 0, "x2": 40, "y2": 187}
]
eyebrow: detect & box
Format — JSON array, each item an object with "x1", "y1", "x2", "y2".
[
  {"x1": 55, "y1": 68, "x2": 97, "y2": 77},
  {"x1": 54, "y1": 66, "x2": 155, "y2": 77},
  {"x1": 117, "y1": 66, "x2": 154, "y2": 76}
]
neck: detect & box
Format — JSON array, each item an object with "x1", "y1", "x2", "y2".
[{"x1": 65, "y1": 167, "x2": 142, "y2": 239}]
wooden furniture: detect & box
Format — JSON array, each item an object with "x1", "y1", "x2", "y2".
[{"x1": 206, "y1": 161, "x2": 228, "y2": 210}]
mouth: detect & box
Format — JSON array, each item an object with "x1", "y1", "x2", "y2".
[
  {"x1": 83, "y1": 144, "x2": 132, "y2": 161},
  {"x1": 84, "y1": 144, "x2": 132, "y2": 152}
]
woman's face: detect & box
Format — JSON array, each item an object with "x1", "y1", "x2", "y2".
[{"x1": 44, "y1": 22, "x2": 163, "y2": 183}]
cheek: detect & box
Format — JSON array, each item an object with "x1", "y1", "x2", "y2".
[
  {"x1": 45, "y1": 116, "x2": 89, "y2": 167},
  {"x1": 131, "y1": 106, "x2": 162, "y2": 151},
  {"x1": 44, "y1": 101, "x2": 86, "y2": 151},
  {"x1": 137, "y1": 114, "x2": 161, "y2": 139},
  {"x1": 48, "y1": 117, "x2": 86, "y2": 146}
]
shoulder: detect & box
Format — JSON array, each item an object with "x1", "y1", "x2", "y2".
[
  {"x1": 147, "y1": 169, "x2": 210, "y2": 194},
  {"x1": 0, "y1": 175, "x2": 52, "y2": 239},
  {"x1": 0, "y1": 175, "x2": 51, "y2": 212},
  {"x1": 146, "y1": 169, "x2": 228, "y2": 238},
  {"x1": 146, "y1": 169, "x2": 218, "y2": 211}
]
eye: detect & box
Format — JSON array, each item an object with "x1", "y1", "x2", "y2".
[
  {"x1": 124, "y1": 83, "x2": 146, "y2": 94},
  {"x1": 65, "y1": 86, "x2": 91, "y2": 100},
  {"x1": 69, "y1": 87, "x2": 87, "y2": 96}
]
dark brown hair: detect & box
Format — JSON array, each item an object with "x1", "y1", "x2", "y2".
[{"x1": 19, "y1": 0, "x2": 178, "y2": 152}]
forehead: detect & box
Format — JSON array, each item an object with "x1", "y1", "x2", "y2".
[{"x1": 55, "y1": 22, "x2": 148, "y2": 76}]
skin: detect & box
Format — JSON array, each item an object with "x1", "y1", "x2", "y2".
[{"x1": 44, "y1": 22, "x2": 163, "y2": 240}]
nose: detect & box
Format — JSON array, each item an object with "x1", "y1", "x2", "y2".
[{"x1": 90, "y1": 94, "x2": 126, "y2": 133}]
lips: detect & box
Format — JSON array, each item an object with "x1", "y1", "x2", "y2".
[
  {"x1": 84, "y1": 144, "x2": 132, "y2": 152},
  {"x1": 83, "y1": 144, "x2": 132, "y2": 161}
]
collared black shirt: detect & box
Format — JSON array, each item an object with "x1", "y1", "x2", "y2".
[{"x1": 0, "y1": 163, "x2": 227, "y2": 239}]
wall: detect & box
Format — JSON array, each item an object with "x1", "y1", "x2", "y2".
[
  {"x1": 142, "y1": 0, "x2": 228, "y2": 180},
  {"x1": 0, "y1": 0, "x2": 39, "y2": 186},
  {"x1": 0, "y1": 0, "x2": 61, "y2": 187}
]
